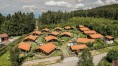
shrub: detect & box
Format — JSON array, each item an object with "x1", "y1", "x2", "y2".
[{"x1": 106, "y1": 48, "x2": 118, "y2": 62}]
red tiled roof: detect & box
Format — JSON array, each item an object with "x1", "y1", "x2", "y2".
[
  {"x1": 76, "y1": 38, "x2": 95, "y2": 43},
  {"x1": 42, "y1": 28, "x2": 50, "y2": 32},
  {"x1": 84, "y1": 30, "x2": 96, "y2": 35},
  {"x1": 55, "y1": 27, "x2": 62, "y2": 30},
  {"x1": 105, "y1": 35, "x2": 114, "y2": 39},
  {"x1": 24, "y1": 35, "x2": 37, "y2": 41},
  {"x1": 18, "y1": 42, "x2": 31, "y2": 51},
  {"x1": 44, "y1": 35, "x2": 58, "y2": 42},
  {"x1": 89, "y1": 34, "x2": 103, "y2": 39},
  {"x1": 32, "y1": 31, "x2": 41, "y2": 35},
  {"x1": 37, "y1": 43, "x2": 56, "y2": 53},
  {"x1": 0, "y1": 33, "x2": 8, "y2": 38},
  {"x1": 70, "y1": 44, "x2": 87, "y2": 50},
  {"x1": 61, "y1": 32, "x2": 71, "y2": 36},
  {"x1": 51, "y1": 31, "x2": 59, "y2": 36},
  {"x1": 79, "y1": 27, "x2": 90, "y2": 31}
]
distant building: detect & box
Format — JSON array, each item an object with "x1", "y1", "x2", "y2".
[
  {"x1": 76, "y1": 38, "x2": 95, "y2": 44},
  {"x1": 54, "y1": 27, "x2": 62, "y2": 31},
  {"x1": 83, "y1": 30, "x2": 96, "y2": 35},
  {"x1": 89, "y1": 34, "x2": 103, "y2": 39},
  {"x1": 44, "y1": 35, "x2": 58, "y2": 42},
  {"x1": 64, "y1": 26, "x2": 73, "y2": 30},
  {"x1": 105, "y1": 35, "x2": 114, "y2": 44},
  {"x1": 61, "y1": 32, "x2": 71, "y2": 37},
  {"x1": 0, "y1": 33, "x2": 9, "y2": 42},
  {"x1": 70, "y1": 44, "x2": 87, "y2": 52}
]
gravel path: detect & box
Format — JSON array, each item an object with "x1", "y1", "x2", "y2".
[
  {"x1": 21, "y1": 56, "x2": 61, "y2": 66},
  {"x1": 49, "y1": 53, "x2": 107, "y2": 66},
  {"x1": 93, "y1": 53, "x2": 107, "y2": 66},
  {"x1": 48, "y1": 57, "x2": 78, "y2": 66}
]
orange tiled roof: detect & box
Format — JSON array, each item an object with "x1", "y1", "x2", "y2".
[
  {"x1": 24, "y1": 35, "x2": 37, "y2": 40},
  {"x1": 71, "y1": 44, "x2": 87, "y2": 50},
  {"x1": 32, "y1": 31, "x2": 41, "y2": 35},
  {"x1": 64, "y1": 26, "x2": 72, "y2": 30},
  {"x1": 79, "y1": 27, "x2": 90, "y2": 31},
  {"x1": 42, "y1": 28, "x2": 50, "y2": 32},
  {"x1": 51, "y1": 31, "x2": 59, "y2": 36},
  {"x1": 0, "y1": 33, "x2": 8, "y2": 38},
  {"x1": 44, "y1": 35, "x2": 58, "y2": 42},
  {"x1": 84, "y1": 30, "x2": 96, "y2": 35},
  {"x1": 18, "y1": 42, "x2": 31, "y2": 51},
  {"x1": 89, "y1": 34, "x2": 103, "y2": 39},
  {"x1": 105, "y1": 35, "x2": 114, "y2": 39},
  {"x1": 76, "y1": 38, "x2": 95, "y2": 43},
  {"x1": 37, "y1": 43, "x2": 56, "y2": 53},
  {"x1": 61, "y1": 32, "x2": 71, "y2": 36}
]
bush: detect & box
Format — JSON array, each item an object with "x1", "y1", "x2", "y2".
[
  {"x1": 98, "y1": 57, "x2": 111, "y2": 66},
  {"x1": 106, "y1": 48, "x2": 118, "y2": 62}
]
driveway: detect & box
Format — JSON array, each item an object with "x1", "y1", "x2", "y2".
[
  {"x1": 49, "y1": 53, "x2": 107, "y2": 66},
  {"x1": 48, "y1": 57, "x2": 78, "y2": 66}
]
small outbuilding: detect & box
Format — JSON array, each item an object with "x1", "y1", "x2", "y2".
[
  {"x1": 105, "y1": 35, "x2": 114, "y2": 44},
  {"x1": 76, "y1": 25, "x2": 85, "y2": 29},
  {"x1": 70, "y1": 44, "x2": 87, "y2": 52},
  {"x1": 76, "y1": 38, "x2": 95, "y2": 44},
  {"x1": 89, "y1": 34, "x2": 103, "y2": 39},
  {"x1": 0, "y1": 33, "x2": 9, "y2": 42},
  {"x1": 18, "y1": 42, "x2": 31, "y2": 52},
  {"x1": 64, "y1": 26, "x2": 73, "y2": 30},
  {"x1": 83, "y1": 30, "x2": 96, "y2": 35},
  {"x1": 41, "y1": 28, "x2": 50, "y2": 32},
  {"x1": 48, "y1": 31, "x2": 59, "y2": 36},
  {"x1": 79, "y1": 27, "x2": 90, "y2": 32},
  {"x1": 54, "y1": 27, "x2": 62, "y2": 31},
  {"x1": 32, "y1": 31, "x2": 41, "y2": 36},
  {"x1": 36, "y1": 43, "x2": 57, "y2": 54},
  {"x1": 24, "y1": 35, "x2": 37, "y2": 42},
  {"x1": 61, "y1": 32, "x2": 71, "y2": 37},
  {"x1": 44, "y1": 35, "x2": 58, "y2": 42}
]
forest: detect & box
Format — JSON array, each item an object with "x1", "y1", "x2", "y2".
[
  {"x1": 0, "y1": 4, "x2": 118, "y2": 37},
  {"x1": 38, "y1": 4, "x2": 118, "y2": 37},
  {"x1": 0, "y1": 12, "x2": 35, "y2": 36}
]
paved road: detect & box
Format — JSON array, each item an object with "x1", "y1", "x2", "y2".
[
  {"x1": 21, "y1": 53, "x2": 107, "y2": 66},
  {"x1": 93, "y1": 53, "x2": 107, "y2": 66},
  {"x1": 49, "y1": 53, "x2": 107, "y2": 66},
  {"x1": 21, "y1": 56, "x2": 61, "y2": 66},
  {"x1": 48, "y1": 57, "x2": 78, "y2": 66}
]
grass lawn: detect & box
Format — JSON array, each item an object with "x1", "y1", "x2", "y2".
[
  {"x1": 50, "y1": 50, "x2": 62, "y2": 57},
  {"x1": 0, "y1": 52, "x2": 11, "y2": 66},
  {"x1": 92, "y1": 45, "x2": 118, "y2": 56}
]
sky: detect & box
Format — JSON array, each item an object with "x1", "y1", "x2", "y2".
[{"x1": 0, "y1": 0, "x2": 118, "y2": 17}]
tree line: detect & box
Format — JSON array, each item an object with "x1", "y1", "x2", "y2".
[
  {"x1": 0, "y1": 12, "x2": 35, "y2": 36},
  {"x1": 39, "y1": 4, "x2": 118, "y2": 25}
]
